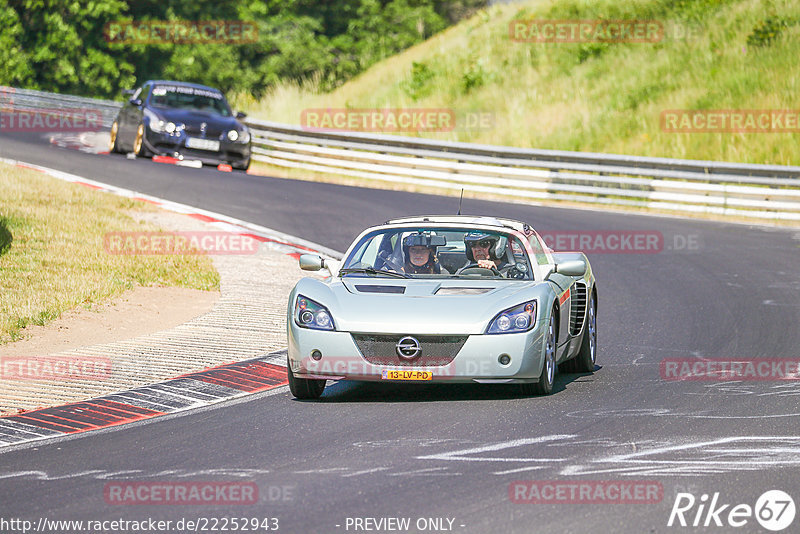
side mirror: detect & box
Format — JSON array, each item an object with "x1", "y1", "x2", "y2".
[
  {"x1": 299, "y1": 254, "x2": 325, "y2": 271},
  {"x1": 129, "y1": 98, "x2": 142, "y2": 107},
  {"x1": 555, "y1": 260, "x2": 586, "y2": 277},
  {"x1": 235, "y1": 111, "x2": 247, "y2": 120}
]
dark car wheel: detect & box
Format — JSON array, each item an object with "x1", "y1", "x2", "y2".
[
  {"x1": 288, "y1": 360, "x2": 326, "y2": 399},
  {"x1": 133, "y1": 123, "x2": 151, "y2": 157},
  {"x1": 109, "y1": 120, "x2": 121, "y2": 153},
  {"x1": 521, "y1": 313, "x2": 556, "y2": 396}
]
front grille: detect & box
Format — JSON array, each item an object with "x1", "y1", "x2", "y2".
[
  {"x1": 569, "y1": 282, "x2": 587, "y2": 336},
  {"x1": 351, "y1": 334, "x2": 467, "y2": 367},
  {"x1": 184, "y1": 126, "x2": 223, "y2": 138}
]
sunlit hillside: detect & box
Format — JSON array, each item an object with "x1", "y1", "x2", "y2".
[{"x1": 242, "y1": 0, "x2": 800, "y2": 165}]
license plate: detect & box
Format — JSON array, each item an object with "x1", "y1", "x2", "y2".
[
  {"x1": 381, "y1": 369, "x2": 433, "y2": 381},
  {"x1": 186, "y1": 137, "x2": 220, "y2": 151}
]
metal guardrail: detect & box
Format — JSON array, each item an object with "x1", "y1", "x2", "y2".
[
  {"x1": 246, "y1": 119, "x2": 800, "y2": 221},
  {"x1": 4, "y1": 87, "x2": 799, "y2": 221},
  {"x1": 1, "y1": 86, "x2": 122, "y2": 129}
]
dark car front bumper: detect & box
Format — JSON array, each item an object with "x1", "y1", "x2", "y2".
[{"x1": 143, "y1": 130, "x2": 251, "y2": 168}]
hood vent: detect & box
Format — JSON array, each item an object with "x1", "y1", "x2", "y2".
[
  {"x1": 435, "y1": 287, "x2": 493, "y2": 296},
  {"x1": 354, "y1": 285, "x2": 405, "y2": 294}
]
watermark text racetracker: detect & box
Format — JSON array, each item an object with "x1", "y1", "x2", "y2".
[
  {"x1": 1, "y1": 356, "x2": 111, "y2": 380},
  {"x1": 104, "y1": 20, "x2": 258, "y2": 45},
  {"x1": 0, "y1": 108, "x2": 102, "y2": 132},
  {"x1": 104, "y1": 481, "x2": 259, "y2": 505},
  {"x1": 300, "y1": 108, "x2": 494, "y2": 133},
  {"x1": 295, "y1": 355, "x2": 493, "y2": 379},
  {"x1": 509, "y1": 19, "x2": 664, "y2": 42},
  {"x1": 538, "y1": 230, "x2": 700, "y2": 254},
  {"x1": 104, "y1": 231, "x2": 259, "y2": 255},
  {"x1": 510, "y1": 480, "x2": 663, "y2": 504},
  {"x1": 661, "y1": 109, "x2": 800, "y2": 133},
  {"x1": 661, "y1": 358, "x2": 800, "y2": 381}
]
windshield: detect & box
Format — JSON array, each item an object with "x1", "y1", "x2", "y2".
[
  {"x1": 341, "y1": 227, "x2": 533, "y2": 279},
  {"x1": 150, "y1": 85, "x2": 232, "y2": 116}
]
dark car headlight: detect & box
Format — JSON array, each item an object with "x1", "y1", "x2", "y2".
[
  {"x1": 487, "y1": 301, "x2": 537, "y2": 334},
  {"x1": 295, "y1": 295, "x2": 335, "y2": 331},
  {"x1": 227, "y1": 129, "x2": 250, "y2": 143},
  {"x1": 149, "y1": 119, "x2": 182, "y2": 135}
]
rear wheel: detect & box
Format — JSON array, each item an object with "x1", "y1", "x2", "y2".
[
  {"x1": 108, "y1": 121, "x2": 120, "y2": 153},
  {"x1": 521, "y1": 313, "x2": 556, "y2": 396},
  {"x1": 287, "y1": 360, "x2": 326, "y2": 400}
]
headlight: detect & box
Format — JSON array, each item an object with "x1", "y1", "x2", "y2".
[
  {"x1": 227, "y1": 129, "x2": 250, "y2": 143},
  {"x1": 149, "y1": 119, "x2": 165, "y2": 133},
  {"x1": 487, "y1": 301, "x2": 537, "y2": 334},
  {"x1": 151, "y1": 121, "x2": 182, "y2": 135},
  {"x1": 294, "y1": 295, "x2": 335, "y2": 331}
]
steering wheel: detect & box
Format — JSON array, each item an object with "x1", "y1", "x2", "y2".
[
  {"x1": 458, "y1": 263, "x2": 502, "y2": 276},
  {"x1": 377, "y1": 250, "x2": 405, "y2": 272}
]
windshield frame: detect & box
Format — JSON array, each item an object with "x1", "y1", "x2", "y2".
[
  {"x1": 340, "y1": 224, "x2": 537, "y2": 281},
  {"x1": 148, "y1": 84, "x2": 233, "y2": 117}
]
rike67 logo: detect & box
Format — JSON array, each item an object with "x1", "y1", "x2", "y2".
[{"x1": 668, "y1": 490, "x2": 795, "y2": 531}]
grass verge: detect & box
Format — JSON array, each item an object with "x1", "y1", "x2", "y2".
[{"x1": 0, "y1": 163, "x2": 220, "y2": 344}]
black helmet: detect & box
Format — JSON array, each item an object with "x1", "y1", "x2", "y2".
[
  {"x1": 464, "y1": 231, "x2": 507, "y2": 262},
  {"x1": 402, "y1": 231, "x2": 445, "y2": 255},
  {"x1": 402, "y1": 231, "x2": 445, "y2": 274}
]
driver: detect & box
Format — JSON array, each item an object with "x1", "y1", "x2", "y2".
[
  {"x1": 402, "y1": 232, "x2": 446, "y2": 274},
  {"x1": 462, "y1": 231, "x2": 509, "y2": 273}
]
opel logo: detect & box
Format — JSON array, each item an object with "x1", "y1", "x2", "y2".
[{"x1": 396, "y1": 336, "x2": 421, "y2": 360}]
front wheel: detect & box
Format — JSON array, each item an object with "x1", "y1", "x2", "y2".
[
  {"x1": 287, "y1": 361, "x2": 326, "y2": 399},
  {"x1": 133, "y1": 123, "x2": 150, "y2": 157},
  {"x1": 521, "y1": 314, "x2": 556, "y2": 396}
]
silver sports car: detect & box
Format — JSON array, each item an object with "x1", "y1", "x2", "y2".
[{"x1": 286, "y1": 215, "x2": 597, "y2": 399}]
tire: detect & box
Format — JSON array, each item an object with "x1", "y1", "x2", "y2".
[
  {"x1": 287, "y1": 360, "x2": 326, "y2": 400},
  {"x1": 233, "y1": 157, "x2": 250, "y2": 171},
  {"x1": 521, "y1": 313, "x2": 556, "y2": 396},
  {"x1": 572, "y1": 291, "x2": 597, "y2": 372},
  {"x1": 133, "y1": 123, "x2": 150, "y2": 157},
  {"x1": 108, "y1": 120, "x2": 121, "y2": 153}
]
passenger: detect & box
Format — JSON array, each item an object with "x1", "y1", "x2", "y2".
[{"x1": 402, "y1": 232, "x2": 447, "y2": 274}]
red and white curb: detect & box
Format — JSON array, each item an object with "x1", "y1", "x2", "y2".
[{"x1": 0, "y1": 354, "x2": 288, "y2": 448}]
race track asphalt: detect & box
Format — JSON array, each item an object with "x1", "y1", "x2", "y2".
[{"x1": 2, "y1": 131, "x2": 800, "y2": 533}]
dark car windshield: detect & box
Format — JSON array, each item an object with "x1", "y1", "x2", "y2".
[
  {"x1": 150, "y1": 85, "x2": 232, "y2": 116},
  {"x1": 341, "y1": 227, "x2": 534, "y2": 280}
]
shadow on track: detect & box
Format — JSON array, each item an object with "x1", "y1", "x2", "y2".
[
  {"x1": 292, "y1": 367, "x2": 602, "y2": 403},
  {"x1": 0, "y1": 217, "x2": 12, "y2": 257}
]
